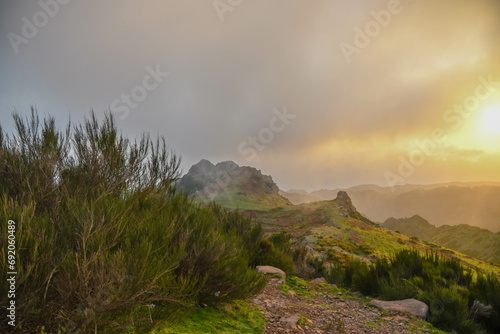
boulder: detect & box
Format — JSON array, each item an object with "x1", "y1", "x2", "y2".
[
  {"x1": 370, "y1": 299, "x2": 429, "y2": 319},
  {"x1": 256, "y1": 265, "x2": 286, "y2": 281},
  {"x1": 311, "y1": 277, "x2": 328, "y2": 284}
]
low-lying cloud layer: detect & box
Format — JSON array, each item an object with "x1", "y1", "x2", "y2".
[{"x1": 1, "y1": 0, "x2": 499, "y2": 190}]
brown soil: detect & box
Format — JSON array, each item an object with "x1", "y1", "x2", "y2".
[{"x1": 251, "y1": 278, "x2": 440, "y2": 334}]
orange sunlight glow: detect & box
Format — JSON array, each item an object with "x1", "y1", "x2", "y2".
[{"x1": 479, "y1": 104, "x2": 500, "y2": 136}]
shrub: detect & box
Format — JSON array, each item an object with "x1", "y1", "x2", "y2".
[
  {"x1": 252, "y1": 233, "x2": 295, "y2": 275},
  {"x1": 0, "y1": 110, "x2": 266, "y2": 333},
  {"x1": 422, "y1": 285, "x2": 482, "y2": 334},
  {"x1": 469, "y1": 273, "x2": 500, "y2": 332}
]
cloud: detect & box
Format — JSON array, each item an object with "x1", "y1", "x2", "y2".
[{"x1": 0, "y1": 0, "x2": 499, "y2": 189}]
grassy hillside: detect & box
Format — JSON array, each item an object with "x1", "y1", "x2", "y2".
[
  {"x1": 241, "y1": 193, "x2": 500, "y2": 333},
  {"x1": 245, "y1": 198, "x2": 500, "y2": 278},
  {"x1": 385, "y1": 215, "x2": 500, "y2": 265}
]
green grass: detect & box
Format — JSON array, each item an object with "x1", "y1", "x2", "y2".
[
  {"x1": 278, "y1": 276, "x2": 347, "y2": 300},
  {"x1": 362, "y1": 320, "x2": 382, "y2": 329},
  {"x1": 258, "y1": 204, "x2": 500, "y2": 278},
  {"x1": 154, "y1": 301, "x2": 265, "y2": 334},
  {"x1": 406, "y1": 319, "x2": 450, "y2": 334},
  {"x1": 199, "y1": 182, "x2": 291, "y2": 211}
]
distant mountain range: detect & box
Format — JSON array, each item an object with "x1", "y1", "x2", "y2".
[
  {"x1": 384, "y1": 215, "x2": 500, "y2": 265},
  {"x1": 281, "y1": 183, "x2": 500, "y2": 232}
]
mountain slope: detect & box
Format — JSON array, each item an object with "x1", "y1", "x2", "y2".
[
  {"x1": 384, "y1": 215, "x2": 500, "y2": 265},
  {"x1": 246, "y1": 192, "x2": 500, "y2": 277},
  {"x1": 179, "y1": 161, "x2": 500, "y2": 276},
  {"x1": 177, "y1": 160, "x2": 292, "y2": 210},
  {"x1": 281, "y1": 183, "x2": 500, "y2": 232}
]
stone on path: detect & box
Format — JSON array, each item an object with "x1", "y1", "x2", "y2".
[
  {"x1": 256, "y1": 265, "x2": 286, "y2": 281},
  {"x1": 370, "y1": 298, "x2": 429, "y2": 319}
]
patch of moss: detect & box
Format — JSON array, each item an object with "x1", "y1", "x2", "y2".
[{"x1": 155, "y1": 301, "x2": 265, "y2": 334}]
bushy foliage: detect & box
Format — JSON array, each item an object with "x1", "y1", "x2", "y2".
[
  {"x1": 0, "y1": 110, "x2": 266, "y2": 333},
  {"x1": 469, "y1": 273, "x2": 500, "y2": 332},
  {"x1": 251, "y1": 231, "x2": 296, "y2": 275},
  {"x1": 315, "y1": 248, "x2": 500, "y2": 334}
]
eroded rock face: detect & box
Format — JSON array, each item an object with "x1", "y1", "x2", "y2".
[
  {"x1": 334, "y1": 191, "x2": 357, "y2": 212},
  {"x1": 370, "y1": 298, "x2": 429, "y2": 319},
  {"x1": 177, "y1": 160, "x2": 282, "y2": 197}
]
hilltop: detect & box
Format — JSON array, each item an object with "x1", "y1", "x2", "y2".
[{"x1": 177, "y1": 160, "x2": 292, "y2": 210}]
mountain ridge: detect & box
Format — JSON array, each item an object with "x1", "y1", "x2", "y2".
[
  {"x1": 176, "y1": 160, "x2": 500, "y2": 276},
  {"x1": 281, "y1": 183, "x2": 500, "y2": 232}
]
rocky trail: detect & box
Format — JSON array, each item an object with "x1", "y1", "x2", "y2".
[{"x1": 251, "y1": 277, "x2": 445, "y2": 334}]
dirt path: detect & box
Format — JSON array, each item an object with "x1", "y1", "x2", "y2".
[{"x1": 251, "y1": 278, "x2": 445, "y2": 334}]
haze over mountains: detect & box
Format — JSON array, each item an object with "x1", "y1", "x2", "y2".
[
  {"x1": 384, "y1": 215, "x2": 500, "y2": 265},
  {"x1": 179, "y1": 160, "x2": 500, "y2": 233},
  {"x1": 281, "y1": 183, "x2": 500, "y2": 232}
]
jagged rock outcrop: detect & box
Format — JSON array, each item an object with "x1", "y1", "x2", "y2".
[
  {"x1": 333, "y1": 191, "x2": 356, "y2": 214},
  {"x1": 332, "y1": 191, "x2": 373, "y2": 224},
  {"x1": 176, "y1": 160, "x2": 291, "y2": 210},
  {"x1": 178, "y1": 160, "x2": 280, "y2": 196}
]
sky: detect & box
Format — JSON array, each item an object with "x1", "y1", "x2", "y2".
[{"x1": 1, "y1": 0, "x2": 499, "y2": 191}]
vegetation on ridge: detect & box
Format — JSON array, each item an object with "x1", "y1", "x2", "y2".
[{"x1": 0, "y1": 111, "x2": 269, "y2": 333}]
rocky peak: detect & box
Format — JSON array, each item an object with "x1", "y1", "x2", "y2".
[
  {"x1": 333, "y1": 191, "x2": 356, "y2": 212},
  {"x1": 332, "y1": 191, "x2": 372, "y2": 224},
  {"x1": 215, "y1": 161, "x2": 239, "y2": 172},
  {"x1": 177, "y1": 160, "x2": 289, "y2": 207},
  {"x1": 188, "y1": 159, "x2": 215, "y2": 175}
]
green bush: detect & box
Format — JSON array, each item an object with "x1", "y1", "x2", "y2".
[
  {"x1": 252, "y1": 232, "x2": 296, "y2": 275},
  {"x1": 469, "y1": 273, "x2": 500, "y2": 332},
  {"x1": 318, "y1": 248, "x2": 499, "y2": 334},
  {"x1": 0, "y1": 110, "x2": 266, "y2": 333},
  {"x1": 422, "y1": 285, "x2": 482, "y2": 334},
  {"x1": 378, "y1": 274, "x2": 418, "y2": 301}
]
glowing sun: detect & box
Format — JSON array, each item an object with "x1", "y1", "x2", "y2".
[{"x1": 478, "y1": 105, "x2": 500, "y2": 136}]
